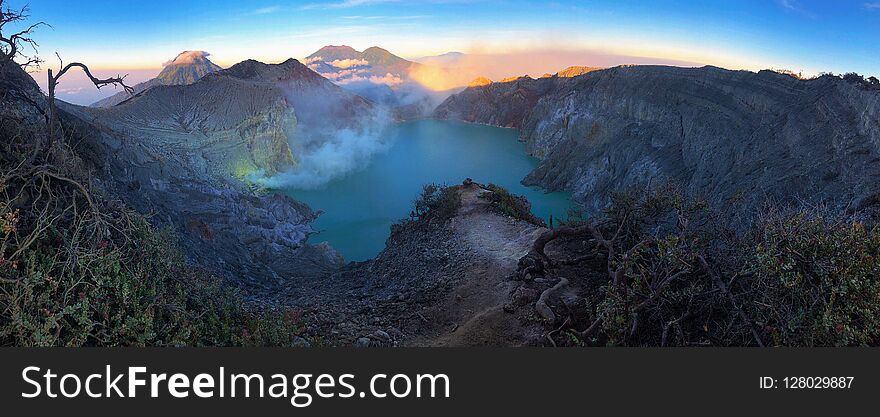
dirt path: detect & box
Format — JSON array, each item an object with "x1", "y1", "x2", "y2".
[
  {"x1": 455, "y1": 186, "x2": 546, "y2": 265},
  {"x1": 284, "y1": 183, "x2": 549, "y2": 347},
  {"x1": 407, "y1": 184, "x2": 547, "y2": 346}
]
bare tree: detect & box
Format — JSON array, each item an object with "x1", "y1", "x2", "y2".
[
  {"x1": 46, "y1": 53, "x2": 133, "y2": 141},
  {"x1": 1, "y1": 1, "x2": 134, "y2": 142},
  {"x1": 0, "y1": 0, "x2": 45, "y2": 69}
]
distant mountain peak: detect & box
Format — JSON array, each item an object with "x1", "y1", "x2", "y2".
[
  {"x1": 555, "y1": 66, "x2": 603, "y2": 78},
  {"x1": 217, "y1": 58, "x2": 322, "y2": 84},
  {"x1": 92, "y1": 50, "x2": 222, "y2": 107},
  {"x1": 499, "y1": 75, "x2": 530, "y2": 83},
  {"x1": 363, "y1": 46, "x2": 390, "y2": 54},
  {"x1": 317, "y1": 45, "x2": 357, "y2": 52},
  {"x1": 308, "y1": 45, "x2": 361, "y2": 61},
  {"x1": 468, "y1": 77, "x2": 493, "y2": 87},
  {"x1": 163, "y1": 50, "x2": 214, "y2": 66},
  {"x1": 362, "y1": 46, "x2": 408, "y2": 65},
  {"x1": 302, "y1": 45, "x2": 425, "y2": 106},
  {"x1": 157, "y1": 50, "x2": 222, "y2": 84}
]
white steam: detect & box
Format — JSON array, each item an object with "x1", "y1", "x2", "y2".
[
  {"x1": 257, "y1": 126, "x2": 393, "y2": 189},
  {"x1": 254, "y1": 85, "x2": 394, "y2": 190}
]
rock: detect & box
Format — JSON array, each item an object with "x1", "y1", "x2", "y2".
[
  {"x1": 511, "y1": 286, "x2": 539, "y2": 307},
  {"x1": 386, "y1": 327, "x2": 404, "y2": 340},
  {"x1": 354, "y1": 337, "x2": 372, "y2": 347},
  {"x1": 291, "y1": 336, "x2": 311, "y2": 348},
  {"x1": 58, "y1": 57, "x2": 377, "y2": 287},
  {"x1": 368, "y1": 330, "x2": 392, "y2": 343},
  {"x1": 435, "y1": 65, "x2": 880, "y2": 220}
]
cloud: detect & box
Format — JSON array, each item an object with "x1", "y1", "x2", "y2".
[
  {"x1": 777, "y1": 0, "x2": 816, "y2": 18},
  {"x1": 58, "y1": 86, "x2": 85, "y2": 95},
  {"x1": 409, "y1": 49, "x2": 703, "y2": 91},
  {"x1": 866, "y1": 3, "x2": 880, "y2": 10},
  {"x1": 252, "y1": 6, "x2": 281, "y2": 15},
  {"x1": 300, "y1": 0, "x2": 400, "y2": 10},
  {"x1": 367, "y1": 72, "x2": 403, "y2": 86},
  {"x1": 332, "y1": 72, "x2": 403, "y2": 87},
  {"x1": 162, "y1": 50, "x2": 211, "y2": 67},
  {"x1": 340, "y1": 14, "x2": 430, "y2": 20},
  {"x1": 321, "y1": 68, "x2": 369, "y2": 80},
  {"x1": 329, "y1": 58, "x2": 369, "y2": 68},
  {"x1": 303, "y1": 56, "x2": 324, "y2": 65}
]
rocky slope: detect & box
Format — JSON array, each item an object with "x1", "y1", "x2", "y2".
[
  {"x1": 58, "y1": 58, "x2": 377, "y2": 287},
  {"x1": 435, "y1": 65, "x2": 880, "y2": 218},
  {"x1": 91, "y1": 51, "x2": 223, "y2": 107},
  {"x1": 272, "y1": 182, "x2": 549, "y2": 346}
]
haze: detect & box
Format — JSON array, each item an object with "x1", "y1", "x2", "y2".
[{"x1": 20, "y1": 0, "x2": 880, "y2": 104}]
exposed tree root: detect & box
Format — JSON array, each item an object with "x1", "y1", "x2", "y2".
[{"x1": 535, "y1": 277, "x2": 568, "y2": 322}]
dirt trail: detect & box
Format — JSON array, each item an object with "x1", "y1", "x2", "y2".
[{"x1": 407, "y1": 184, "x2": 547, "y2": 346}]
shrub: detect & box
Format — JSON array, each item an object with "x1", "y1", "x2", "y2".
[
  {"x1": 483, "y1": 183, "x2": 545, "y2": 226},
  {"x1": 533, "y1": 185, "x2": 880, "y2": 347},
  {"x1": 841, "y1": 72, "x2": 880, "y2": 90},
  {"x1": 0, "y1": 116, "x2": 303, "y2": 347},
  {"x1": 409, "y1": 183, "x2": 460, "y2": 224},
  {"x1": 746, "y1": 212, "x2": 880, "y2": 346}
]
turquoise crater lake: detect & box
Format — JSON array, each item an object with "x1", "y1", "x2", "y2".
[{"x1": 281, "y1": 120, "x2": 574, "y2": 262}]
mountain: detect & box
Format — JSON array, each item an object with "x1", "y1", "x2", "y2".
[
  {"x1": 555, "y1": 65, "x2": 603, "y2": 78},
  {"x1": 304, "y1": 45, "x2": 447, "y2": 112},
  {"x1": 414, "y1": 51, "x2": 466, "y2": 67},
  {"x1": 90, "y1": 50, "x2": 222, "y2": 107},
  {"x1": 435, "y1": 65, "x2": 880, "y2": 219},
  {"x1": 307, "y1": 45, "x2": 362, "y2": 62},
  {"x1": 156, "y1": 50, "x2": 223, "y2": 84},
  {"x1": 305, "y1": 45, "x2": 421, "y2": 82},
  {"x1": 65, "y1": 57, "x2": 377, "y2": 284}
]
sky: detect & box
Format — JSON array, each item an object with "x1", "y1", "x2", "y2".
[{"x1": 11, "y1": 0, "x2": 880, "y2": 104}]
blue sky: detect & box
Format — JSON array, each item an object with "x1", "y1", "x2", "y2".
[{"x1": 14, "y1": 0, "x2": 880, "y2": 103}]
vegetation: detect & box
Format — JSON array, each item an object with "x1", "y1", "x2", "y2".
[
  {"x1": 768, "y1": 67, "x2": 879, "y2": 91},
  {"x1": 841, "y1": 72, "x2": 880, "y2": 90},
  {"x1": 483, "y1": 183, "x2": 545, "y2": 226},
  {"x1": 522, "y1": 185, "x2": 880, "y2": 347},
  {"x1": 0, "y1": 101, "x2": 304, "y2": 348},
  {"x1": 409, "y1": 183, "x2": 461, "y2": 224},
  {"x1": 0, "y1": 3, "x2": 311, "y2": 347}
]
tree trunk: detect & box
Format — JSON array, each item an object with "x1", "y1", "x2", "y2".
[{"x1": 47, "y1": 68, "x2": 56, "y2": 144}]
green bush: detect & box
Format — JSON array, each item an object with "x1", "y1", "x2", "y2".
[
  {"x1": 1, "y1": 214, "x2": 303, "y2": 347},
  {"x1": 543, "y1": 185, "x2": 880, "y2": 347},
  {"x1": 0, "y1": 118, "x2": 303, "y2": 347},
  {"x1": 410, "y1": 183, "x2": 460, "y2": 223},
  {"x1": 483, "y1": 183, "x2": 545, "y2": 226},
  {"x1": 747, "y1": 213, "x2": 880, "y2": 346}
]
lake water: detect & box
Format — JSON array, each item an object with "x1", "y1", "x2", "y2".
[{"x1": 281, "y1": 119, "x2": 574, "y2": 262}]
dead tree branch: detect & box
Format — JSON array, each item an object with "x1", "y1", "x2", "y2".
[
  {"x1": 0, "y1": 0, "x2": 47, "y2": 69},
  {"x1": 696, "y1": 254, "x2": 764, "y2": 347},
  {"x1": 46, "y1": 54, "x2": 134, "y2": 142},
  {"x1": 52, "y1": 53, "x2": 134, "y2": 95}
]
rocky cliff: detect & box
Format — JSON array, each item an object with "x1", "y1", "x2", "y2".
[
  {"x1": 435, "y1": 65, "x2": 880, "y2": 217},
  {"x1": 55, "y1": 58, "x2": 377, "y2": 286}
]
